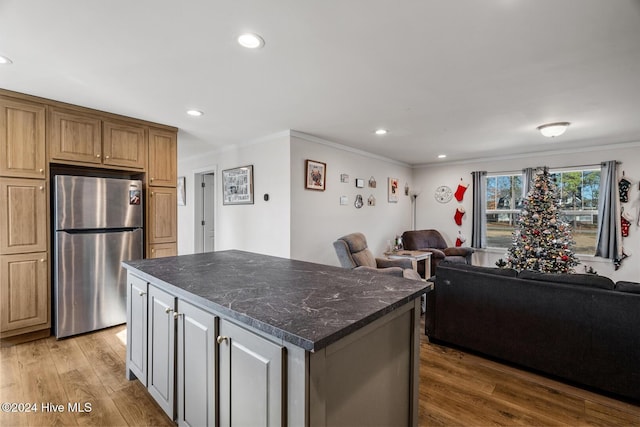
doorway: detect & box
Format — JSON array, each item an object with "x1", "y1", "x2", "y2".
[{"x1": 194, "y1": 171, "x2": 215, "y2": 253}]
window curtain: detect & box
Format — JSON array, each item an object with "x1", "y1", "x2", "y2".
[
  {"x1": 522, "y1": 167, "x2": 535, "y2": 199},
  {"x1": 595, "y1": 160, "x2": 622, "y2": 266},
  {"x1": 471, "y1": 171, "x2": 487, "y2": 248}
]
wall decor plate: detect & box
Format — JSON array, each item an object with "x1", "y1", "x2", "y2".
[{"x1": 434, "y1": 185, "x2": 453, "y2": 203}]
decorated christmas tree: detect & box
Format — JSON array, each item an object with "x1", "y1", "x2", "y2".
[{"x1": 506, "y1": 167, "x2": 580, "y2": 273}]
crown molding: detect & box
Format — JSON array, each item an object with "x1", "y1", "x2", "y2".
[
  {"x1": 290, "y1": 130, "x2": 411, "y2": 167},
  {"x1": 412, "y1": 140, "x2": 640, "y2": 169}
]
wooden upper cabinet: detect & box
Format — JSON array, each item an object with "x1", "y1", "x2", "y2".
[
  {"x1": 0, "y1": 97, "x2": 46, "y2": 179},
  {"x1": 103, "y1": 120, "x2": 147, "y2": 169},
  {"x1": 148, "y1": 128, "x2": 177, "y2": 187},
  {"x1": 49, "y1": 108, "x2": 102, "y2": 164},
  {"x1": 0, "y1": 178, "x2": 47, "y2": 255}
]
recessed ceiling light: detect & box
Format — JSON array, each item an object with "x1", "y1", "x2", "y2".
[
  {"x1": 0, "y1": 55, "x2": 13, "y2": 65},
  {"x1": 438, "y1": 154, "x2": 447, "y2": 159},
  {"x1": 186, "y1": 109, "x2": 204, "y2": 117},
  {"x1": 238, "y1": 33, "x2": 265, "y2": 49},
  {"x1": 374, "y1": 129, "x2": 388, "y2": 135},
  {"x1": 537, "y1": 122, "x2": 570, "y2": 138}
]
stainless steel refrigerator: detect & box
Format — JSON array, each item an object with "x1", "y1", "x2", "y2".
[{"x1": 54, "y1": 175, "x2": 143, "y2": 338}]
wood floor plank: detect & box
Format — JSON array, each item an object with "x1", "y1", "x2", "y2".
[
  {"x1": 45, "y1": 336, "x2": 92, "y2": 375},
  {"x1": 73, "y1": 332, "x2": 129, "y2": 395},
  {"x1": 2, "y1": 322, "x2": 639, "y2": 426},
  {"x1": 110, "y1": 382, "x2": 174, "y2": 427},
  {"x1": 419, "y1": 333, "x2": 640, "y2": 426},
  {"x1": 0, "y1": 345, "x2": 28, "y2": 427}
]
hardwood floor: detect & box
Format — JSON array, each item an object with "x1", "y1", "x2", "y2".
[{"x1": 1, "y1": 323, "x2": 639, "y2": 426}]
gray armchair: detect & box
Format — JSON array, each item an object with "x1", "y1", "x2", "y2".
[
  {"x1": 333, "y1": 232, "x2": 421, "y2": 280},
  {"x1": 401, "y1": 229, "x2": 474, "y2": 277}
]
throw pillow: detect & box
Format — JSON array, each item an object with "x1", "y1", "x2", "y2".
[
  {"x1": 440, "y1": 261, "x2": 518, "y2": 277},
  {"x1": 615, "y1": 281, "x2": 640, "y2": 294},
  {"x1": 519, "y1": 270, "x2": 615, "y2": 290}
]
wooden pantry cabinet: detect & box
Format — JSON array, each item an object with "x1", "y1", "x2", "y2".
[
  {"x1": 0, "y1": 94, "x2": 50, "y2": 339},
  {"x1": 49, "y1": 107, "x2": 147, "y2": 170}
]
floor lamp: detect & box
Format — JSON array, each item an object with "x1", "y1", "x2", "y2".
[{"x1": 411, "y1": 191, "x2": 420, "y2": 230}]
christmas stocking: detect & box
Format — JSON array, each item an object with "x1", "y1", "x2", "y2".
[
  {"x1": 454, "y1": 180, "x2": 469, "y2": 202},
  {"x1": 455, "y1": 231, "x2": 466, "y2": 247},
  {"x1": 454, "y1": 206, "x2": 465, "y2": 226}
]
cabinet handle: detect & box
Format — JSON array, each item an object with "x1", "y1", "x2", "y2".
[
  {"x1": 150, "y1": 192, "x2": 154, "y2": 197},
  {"x1": 150, "y1": 177, "x2": 155, "y2": 182},
  {"x1": 165, "y1": 307, "x2": 173, "y2": 314},
  {"x1": 151, "y1": 249, "x2": 155, "y2": 253},
  {"x1": 39, "y1": 168, "x2": 44, "y2": 173},
  {"x1": 96, "y1": 154, "x2": 101, "y2": 158},
  {"x1": 216, "y1": 336, "x2": 229, "y2": 345},
  {"x1": 40, "y1": 258, "x2": 45, "y2": 263},
  {"x1": 173, "y1": 312, "x2": 181, "y2": 320},
  {"x1": 139, "y1": 291, "x2": 146, "y2": 296},
  {"x1": 39, "y1": 186, "x2": 44, "y2": 191},
  {"x1": 105, "y1": 155, "x2": 110, "y2": 159}
]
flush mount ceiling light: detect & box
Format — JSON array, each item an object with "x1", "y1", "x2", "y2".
[
  {"x1": 0, "y1": 55, "x2": 13, "y2": 65},
  {"x1": 537, "y1": 122, "x2": 570, "y2": 138},
  {"x1": 186, "y1": 109, "x2": 204, "y2": 117},
  {"x1": 438, "y1": 154, "x2": 447, "y2": 159},
  {"x1": 237, "y1": 33, "x2": 265, "y2": 49},
  {"x1": 374, "y1": 129, "x2": 388, "y2": 135}
]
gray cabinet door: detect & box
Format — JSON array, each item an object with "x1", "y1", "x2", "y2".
[
  {"x1": 219, "y1": 320, "x2": 285, "y2": 427},
  {"x1": 126, "y1": 273, "x2": 147, "y2": 385},
  {"x1": 147, "y1": 285, "x2": 176, "y2": 419},
  {"x1": 176, "y1": 300, "x2": 217, "y2": 427}
]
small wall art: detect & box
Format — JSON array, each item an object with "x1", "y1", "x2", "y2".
[
  {"x1": 177, "y1": 176, "x2": 186, "y2": 206},
  {"x1": 369, "y1": 176, "x2": 377, "y2": 188},
  {"x1": 388, "y1": 177, "x2": 399, "y2": 203},
  {"x1": 340, "y1": 173, "x2": 349, "y2": 183},
  {"x1": 368, "y1": 195, "x2": 376, "y2": 206},
  {"x1": 305, "y1": 159, "x2": 326, "y2": 191},
  {"x1": 355, "y1": 178, "x2": 365, "y2": 188},
  {"x1": 223, "y1": 165, "x2": 254, "y2": 205}
]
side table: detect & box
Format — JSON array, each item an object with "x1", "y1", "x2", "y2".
[{"x1": 384, "y1": 250, "x2": 432, "y2": 279}]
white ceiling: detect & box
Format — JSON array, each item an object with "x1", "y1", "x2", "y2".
[{"x1": 2, "y1": 0, "x2": 640, "y2": 165}]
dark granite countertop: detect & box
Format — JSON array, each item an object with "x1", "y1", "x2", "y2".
[{"x1": 123, "y1": 250, "x2": 429, "y2": 352}]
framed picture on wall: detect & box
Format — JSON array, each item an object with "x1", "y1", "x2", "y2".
[
  {"x1": 222, "y1": 165, "x2": 254, "y2": 205},
  {"x1": 305, "y1": 159, "x2": 326, "y2": 191},
  {"x1": 177, "y1": 176, "x2": 186, "y2": 206},
  {"x1": 388, "y1": 177, "x2": 399, "y2": 203}
]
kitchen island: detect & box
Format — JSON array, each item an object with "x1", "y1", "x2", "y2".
[{"x1": 123, "y1": 250, "x2": 429, "y2": 426}]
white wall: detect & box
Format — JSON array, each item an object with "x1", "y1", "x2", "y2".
[
  {"x1": 290, "y1": 132, "x2": 414, "y2": 266},
  {"x1": 412, "y1": 142, "x2": 640, "y2": 282},
  {"x1": 177, "y1": 131, "x2": 291, "y2": 257}
]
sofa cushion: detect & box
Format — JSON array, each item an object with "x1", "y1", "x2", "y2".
[
  {"x1": 439, "y1": 261, "x2": 518, "y2": 277},
  {"x1": 518, "y1": 270, "x2": 615, "y2": 290},
  {"x1": 615, "y1": 281, "x2": 640, "y2": 294}
]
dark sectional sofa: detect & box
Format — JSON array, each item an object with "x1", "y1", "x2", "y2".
[{"x1": 426, "y1": 261, "x2": 640, "y2": 401}]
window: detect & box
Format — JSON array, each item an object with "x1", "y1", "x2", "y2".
[
  {"x1": 551, "y1": 169, "x2": 600, "y2": 254},
  {"x1": 484, "y1": 167, "x2": 600, "y2": 254},
  {"x1": 485, "y1": 174, "x2": 522, "y2": 248}
]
